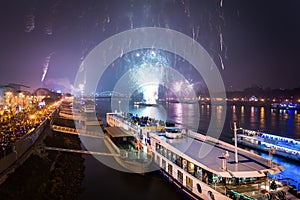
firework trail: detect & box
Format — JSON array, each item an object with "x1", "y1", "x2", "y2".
[{"x1": 41, "y1": 52, "x2": 54, "y2": 82}]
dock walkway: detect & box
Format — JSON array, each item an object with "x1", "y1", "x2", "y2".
[{"x1": 51, "y1": 124, "x2": 104, "y2": 139}]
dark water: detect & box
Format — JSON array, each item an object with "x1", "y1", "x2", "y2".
[
  {"x1": 80, "y1": 100, "x2": 300, "y2": 199},
  {"x1": 79, "y1": 153, "x2": 189, "y2": 200}
]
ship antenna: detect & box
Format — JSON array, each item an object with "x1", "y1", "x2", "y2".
[{"x1": 233, "y1": 121, "x2": 239, "y2": 163}]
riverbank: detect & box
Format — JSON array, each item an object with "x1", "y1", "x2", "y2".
[{"x1": 0, "y1": 123, "x2": 85, "y2": 199}]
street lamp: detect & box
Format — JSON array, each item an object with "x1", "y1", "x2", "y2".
[{"x1": 233, "y1": 121, "x2": 239, "y2": 163}]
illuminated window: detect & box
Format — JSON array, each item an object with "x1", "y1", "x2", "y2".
[
  {"x1": 188, "y1": 161, "x2": 195, "y2": 175},
  {"x1": 177, "y1": 170, "x2": 183, "y2": 184},
  {"x1": 182, "y1": 159, "x2": 187, "y2": 171},
  {"x1": 186, "y1": 176, "x2": 193, "y2": 191},
  {"x1": 195, "y1": 166, "x2": 202, "y2": 181}
]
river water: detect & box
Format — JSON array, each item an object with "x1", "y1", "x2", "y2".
[{"x1": 79, "y1": 100, "x2": 300, "y2": 199}]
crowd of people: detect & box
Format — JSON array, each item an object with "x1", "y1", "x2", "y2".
[
  {"x1": 127, "y1": 113, "x2": 165, "y2": 127},
  {"x1": 0, "y1": 106, "x2": 54, "y2": 158}
]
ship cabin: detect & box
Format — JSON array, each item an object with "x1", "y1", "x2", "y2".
[{"x1": 165, "y1": 127, "x2": 184, "y2": 139}]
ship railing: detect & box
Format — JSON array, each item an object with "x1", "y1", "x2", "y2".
[
  {"x1": 204, "y1": 181, "x2": 259, "y2": 199},
  {"x1": 216, "y1": 179, "x2": 288, "y2": 200}
]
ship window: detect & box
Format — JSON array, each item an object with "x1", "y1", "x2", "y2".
[
  {"x1": 197, "y1": 183, "x2": 202, "y2": 193},
  {"x1": 203, "y1": 170, "x2": 208, "y2": 183},
  {"x1": 186, "y1": 176, "x2": 193, "y2": 191},
  {"x1": 177, "y1": 170, "x2": 183, "y2": 184},
  {"x1": 168, "y1": 164, "x2": 173, "y2": 175},
  {"x1": 207, "y1": 191, "x2": 215, "y2": 200},
  {"x1": 162, "y1": 159, "x2": 166, "y2": 170},
  {"x1": 212, "y1": 174, "x2": 219, "y2": 183},
  {"x1": 202, "y1": 170, "x2": 213, "y2": 184},
  {"x1": 159, "y1": 145, "x2": 164, "y2": 155},
  {"x1": 175, "y1": 155, "x2": 182, "y2": 168},
  {"x1": 188, "y1": 161, "x2": 195, "y2": 175},
  {"x1": 195, "y1": 166, "x2": 202, "y2": 181},
  {"x1": 163, "y1": 148, "x2": 167, "y2": 157},
  {"x1": 172, "y1": 153, "x2": 176, "y2": 163},
  {"x1": 182, "y1": 159, "x2": 187, "y2": 171},
  {"x1": 167, "y1": 149, "x2": 172, "y2": 160}
]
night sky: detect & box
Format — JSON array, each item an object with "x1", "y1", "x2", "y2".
[{"x1": 0, "y1": 0, "x2": 299, "y2": 93}]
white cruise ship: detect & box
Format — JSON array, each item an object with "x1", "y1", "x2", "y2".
[{"x1": 106, "y1": 112, "x2": 288, "y2": 200}]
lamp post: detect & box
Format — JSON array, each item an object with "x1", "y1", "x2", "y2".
[{"x1": 233, "y1": 121, "x2": 239, "y2": 163}]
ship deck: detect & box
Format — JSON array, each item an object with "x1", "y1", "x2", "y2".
[{"x1": 157, "y1": 133, "x2": 284, "y2": 178}]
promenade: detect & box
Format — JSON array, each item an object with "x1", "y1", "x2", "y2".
[
  {"x1": 0, "y1": 99, "x2": 86, "y2": 199},
  {"x1": 0, "y1": 102, "x2": 59, "y2": 159}
]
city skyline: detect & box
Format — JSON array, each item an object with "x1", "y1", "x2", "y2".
[{"x1": 0, "y1": 0, "x2": 299, "y2": 93}]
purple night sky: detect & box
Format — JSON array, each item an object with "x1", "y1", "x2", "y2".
[{"x1": 0, "y1": 0, "x2": 299, "y2": 93}]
